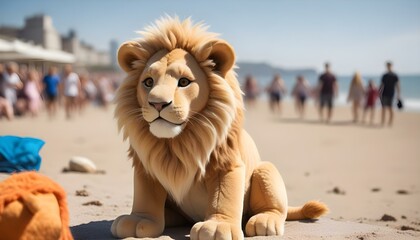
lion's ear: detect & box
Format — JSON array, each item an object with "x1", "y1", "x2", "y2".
[
  {"x1": 117, "y1": 41, "x2": 143, "y2": 72},
  {"x1": 208, "y1": 40, "x2": 235, "y2": 77}
]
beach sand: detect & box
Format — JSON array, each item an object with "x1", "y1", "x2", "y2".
[{"x1": 1, "y1": 101, "x2": 419, "y2": 239}]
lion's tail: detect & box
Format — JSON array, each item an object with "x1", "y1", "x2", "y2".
[{"x1": 286, "y1": 200, "x2": 329, "y2": 220}]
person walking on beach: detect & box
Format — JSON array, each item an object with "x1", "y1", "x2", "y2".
[
  {"x1": 43, "y1": 66, "x2": 61, "y2": 118},
  {"x1": 317, "y1": 62, "x2": 338, "y2": 123},
  {"x1": 24, "y1": 69, "x2": 42, "y2": 117},
  {"x1": 379, "y1": 61, "x2": 401, "y2": 126},
  {"x1": 244, "y1": 75, "x2": 259, "y2": 108},
  {"x1": 266, "y1": 74, "x2": 286, "y2": 114},
  {"x1": 291, "y1": 75, "x2": 310, "y2": 119},
  {"x1": 362, "y1": 79, "x2": 379, "y2": 125},
  {"x1": 347, "y1": 72, "x2": 365, "y2": 123},
  {"x1": 2, "y1": 62, "x2": 23, "y2": 113},
  {"x1": 0, "y1": 64, "x2": 13, "y2": 120},
  {"x1": 0, "y1": 63, "x2": 5, "y2": 98},
  {"x1": 61, "y1": 64, "x2": 81, "y2": 119},
  {"x1": 96, "y1": 75, "x2": 115, "y2": 110}
]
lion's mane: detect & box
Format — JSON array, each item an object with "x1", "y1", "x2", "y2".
[{"x1": 114, "y1": 17, "x2": 244, "y2": 203}]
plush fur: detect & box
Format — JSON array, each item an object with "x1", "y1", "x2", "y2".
[
  {"x1": 0, "y1": 172, "x2": 73, "y2": 240},
  {"x1": 111, "y1": 16, "x2": 328, "y2": 239}
]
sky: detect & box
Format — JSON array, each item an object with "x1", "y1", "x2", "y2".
[{"x1": 1, "y1": 0, "x2": 419, "y2": 75}]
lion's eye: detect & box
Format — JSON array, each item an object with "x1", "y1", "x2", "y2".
[
  {"x1": 143, "y1": 78, "x2": 154, "y2": 88},
  {"x1": 178, "y1": 77, "x2": 191, "y2": 87}
]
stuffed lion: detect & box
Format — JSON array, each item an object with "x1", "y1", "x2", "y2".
[{"x1": 111, "y1": 16, "x2": 328, "y2": 239}]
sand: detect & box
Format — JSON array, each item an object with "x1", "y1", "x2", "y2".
[{"x1": 1, "y1": 101, "x2": 419, "y2": 239}]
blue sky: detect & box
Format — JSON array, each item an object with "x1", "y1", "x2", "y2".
[{"x1": 1, "y1": 0, "x2": 419, "y2": 75}]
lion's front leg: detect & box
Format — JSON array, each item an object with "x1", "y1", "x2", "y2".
[
  {"x1": 191, "y1": 163, "x2": 245, "y2": 240},
  {"x1": 111, "y1": 166, "x2": 167, "y2": 238}
]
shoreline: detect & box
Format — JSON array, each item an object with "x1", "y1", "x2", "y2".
[{"x1": 257, "y1": 96, "x2": 420, "y2": 113}]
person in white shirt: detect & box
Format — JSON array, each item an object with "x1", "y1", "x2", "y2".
[
  {"x1": 61, "y1": 64, "x2": 81, "y2": 119},
  {"x1": 2, "y1": 62, "x2": 23, "y2": 109}
]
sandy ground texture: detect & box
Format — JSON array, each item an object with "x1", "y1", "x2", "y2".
[{"x1": 0, "y1": 101, "x2": 419, "y2": 239}]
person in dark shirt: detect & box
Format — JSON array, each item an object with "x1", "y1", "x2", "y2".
[
  {"x1": 380, "y1": 61, "x2": 401, "y2": 126},
  {"x1": 318, "y1": 62, "x2": 338, "y2": 123}
]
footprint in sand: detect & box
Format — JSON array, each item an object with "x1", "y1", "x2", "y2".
[
  {"x1": 327, "y1": 186, "x2": 346, "y2": 195},
  {"x1": 396, "y1": 189, "x2": 410, "y2": 195},
  {"x1": 82, "y1": 200, "x2": 103, "y2": 206}
]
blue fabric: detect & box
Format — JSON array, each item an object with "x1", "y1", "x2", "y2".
[{"x1": 0, "y1": 136, "x2": 45, "y2": 173}]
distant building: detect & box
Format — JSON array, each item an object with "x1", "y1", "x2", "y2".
[
  {"x1": 97, "y1": 51, "x2": 111, "y2": 66},
  {"x1": 19, "y1": 15, "x2": 62, "y2": 50},
  {"x1": 62, "y1": 29, "x2": 80, "y2": 56},
  {"x1": 0, "y1": 14, "x2": 110, "y2": 68},
  {"x1": 0, "y1": 26, "x2": 20, "y2": 39},
  {"x1": 62, "y1": 30, "x2": 110, "y2": 67}
]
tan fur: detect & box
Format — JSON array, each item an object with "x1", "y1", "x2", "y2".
[{"x1": 111, "y1": 16, "x2": 328, "y2": 239}]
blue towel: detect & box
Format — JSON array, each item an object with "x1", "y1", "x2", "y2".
[{"x1": 0, "y1": 136, "x2": 45, "y2": 173}]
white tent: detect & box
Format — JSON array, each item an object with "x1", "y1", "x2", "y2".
[{"x1": 0, "y1": 37, "x2": 75, "y2": 63}]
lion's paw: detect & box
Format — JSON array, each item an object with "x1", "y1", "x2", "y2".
[
  {"x1": 245, "y1": 212, "x2": 285, "y2": 236},
  {"x1": 110, "y1": 214, "x2": 164, "y2": 238},
  {"x1": 190, "y1": 220, "x2": 243, "y2": 240}
]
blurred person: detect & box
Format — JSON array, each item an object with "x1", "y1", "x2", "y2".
[
  {"x1": 78, "y1": 73, "x2": 89, "y2": 112},
  {"x1": 266, "y1": 74, "x2": 286, "y2": 114},
  {"x1": 61, "y1": 64, "x2": 81, "y2": 119},
  {"x1": 84, "y1": 75, "x2": 98, "y2": 102},
  {"x1": 0, "y1": 63, "x2": 5, "y2": 98},
  {"x1": 18, "y1": 64, "x2": 28, "y2": 83},
  {"x1": 79, "y1": 73, "x2": 97, "y2": 112},
  {"x1": 362, "y1": 79, "x2": 379, "y2": 125},
  {"x1": 43, "y1": 66, "x2": 61, "y2": 118},
  {"x1": 317, "y1": 62, "x2": 338, "y2": 123},
  {"x1": 309, "y1": 84, "x2": 320, "y2": 107},
  {"x1": 291, "y1": 75, "x2": 310, "y2": 119},
  {"x1": 14, "y1": 88, "x2": 29, "y2": 117},
  {"x1": 244, "y1": 74, "x2": 259, "y2": 108},
  {"x1": 24, "y1": 69, "x2": 42, "y2": 117},
  {"x1": 0, "y1": 97, "x2": 14, "y2": 120},
  {"x1": 347, "y1": 72, "x2": 365, "y2": 123},
  {"x1": 379, "y1": 61, "x2": 401, "y2": 127},
  {"x1": 15, "y1": 65, "x2": 31, "y2": 116},
  {"x1": 96, "y1": 75, "x2": 114, "y2": 109},
  {"x1": 2, "y1": 62, "x2": 23, "y2": 112}
]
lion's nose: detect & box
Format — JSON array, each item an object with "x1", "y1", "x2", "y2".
[{"x1": 149, "y1": 101, "x2": 172, "y2": 111}]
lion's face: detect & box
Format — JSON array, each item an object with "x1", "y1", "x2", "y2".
[
  {"x1": 138, "y1": 49, "x2": 209, "y2": 138},
  {"x1": 116, "y1": 18, "x2": 240, "y2": 155}
]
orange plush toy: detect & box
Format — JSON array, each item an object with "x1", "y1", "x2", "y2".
[{"x1": 0, "y1": 172, "x2": 73, "y2": 240}]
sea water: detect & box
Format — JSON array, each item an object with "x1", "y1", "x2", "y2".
[{"x1": 241, "y1": 73, "x2": 420, "y2": 112}]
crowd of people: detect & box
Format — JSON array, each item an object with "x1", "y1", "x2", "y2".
[
  {"x1": 1, "y1": 61, "x2": 402, "y2": 127},
  {"x1": 0, "y1": 62, "x2": 119, "y2": 120},
  {"x1": 244, "y1": 61, "x2": 402, "y2": 126}
]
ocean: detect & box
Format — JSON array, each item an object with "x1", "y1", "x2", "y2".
[{"x1": 241, "y1": 73, "x2": 420, "y2": 112}]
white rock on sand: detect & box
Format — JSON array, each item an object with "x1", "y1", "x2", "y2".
[{"x1": 69, "y1": 156, "x2": 97, "y2": 173}]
